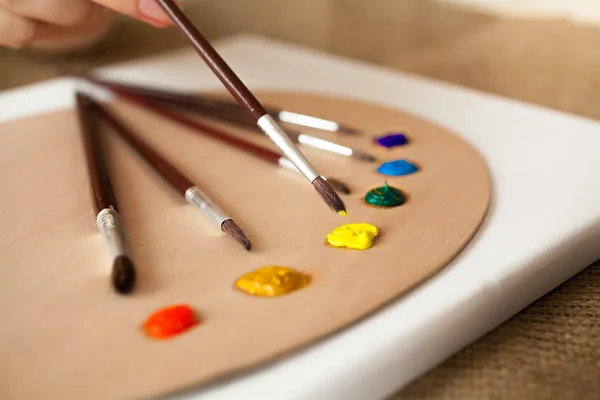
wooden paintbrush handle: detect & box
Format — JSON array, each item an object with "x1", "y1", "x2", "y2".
[
  {"x1": 134, "y1": 92, "x2": 303, "y2": 144},
  {"x1": 90, "y1": 75, "x2": 281, "y2": 118},
  {"x1": 156, "y1": 0, "x2": 267, "y2": 121},
  {"x1": 87, "y1": 98, "x2": 195, "y2": 196},
  {"x1": 75, "y1": 92, "x2": 118, "y2": 215},
  {"x1": 87, "y1": 77, "x2": 300, "y2": 144},
  {"x1": 116, "y1": 92, "x2": 282, "y2": 165}
]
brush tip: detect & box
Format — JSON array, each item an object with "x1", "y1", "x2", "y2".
[
  {"x1": 312, "y1": 176, "x2": 347, "y2": 215},
  {"x1": 351, "y1": 149, "x2": 377, "y2": 162},
  {"x1": 75, "y1": 91, "x2": 93, "y2": 107},
  {"x1": 221, "y1": 219, "x2": 252, "y2": 251},
  {"x1": 338, "y1": 126, "x2": 362, "y2": 135},
  {"x1": 111, "y1": 255, "x2": 136, "y2": 294}
]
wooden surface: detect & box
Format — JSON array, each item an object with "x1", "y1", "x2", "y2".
[
  {"x1": 0, "y1": 92, "x2": 489, "y2": 400},
  {"x1": 2, "y1": 1, "x2": 600, "y2": 398}
]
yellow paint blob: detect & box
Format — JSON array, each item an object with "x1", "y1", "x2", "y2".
[
  {"x1": 234, "y1": 266, "x2": 310, "y2": 297},
  {"x1": 326, "y1": 223, "x2": 379, "y2": 250}
]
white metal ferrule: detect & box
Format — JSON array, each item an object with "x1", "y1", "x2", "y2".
[
  {"x1": 296, "y1": 134, "x2": 354, "y2": 156},
  {"x1": 185, "y1": 186, "x2": 230, "y2": 227},
  {"x1": 277, "y1": 111, "x2": 339, "y2": 132},
  {"x1": 257, "y1": 114, "x2": 319, "y2": 182},
  {"x1": 96, "y1": 208, "x2": 127, "y2": 259}
]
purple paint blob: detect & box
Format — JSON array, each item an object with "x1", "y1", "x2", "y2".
[{"x1": 374, "y1": 133, "x2": 408, "y2": 148}]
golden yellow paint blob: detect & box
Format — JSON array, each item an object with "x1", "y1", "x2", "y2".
[
  {"x1": 234, "y1": 266, "x2": 310, "y2": 297},
  {"x1": 326, "y1": 223, "x2": 379, "y2": 250}
]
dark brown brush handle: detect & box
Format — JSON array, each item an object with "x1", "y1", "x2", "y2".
[
  {"x1": 85, "y1": 76, "x2": 303, "y2": 142},
  {"x1": 104, "y1": 83, "x2": 305, "y2": 144},
  {"x1": 156, "y1": 0, "x2": 267, "y2": 121},
  {"x1": 75, "y1": 92, "x2": 118, "y2": 215},
  {"x1": 120, "y1": 88, "x2": 256, "y2": 128},
  {"x1": 114, "y1": 91, "x2": 282, "y2": 165},
  {"x1": 88, "y1": 75, "x2": 280, "y2": 120},
  {"x1": 157, "y1": 96, "x2": 304, "y2": 143},
  {"x1": 84, "y1": 95, "x2": 195, "y2": 196},
  {"x1": 93, "y1": 77, "x2": 241, "y2": 114}
]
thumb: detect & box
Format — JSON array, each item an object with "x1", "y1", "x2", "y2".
[{"x1": 92, "y1": 0, "x2": 179, "y2": 27}]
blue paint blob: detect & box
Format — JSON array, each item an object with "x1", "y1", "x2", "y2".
[
  {"x1": 374, "y1": 133, "x2": 408, "y2": 148},
  {"x1": 377, "y1": 159, "x2": 418, "y2": 176}
]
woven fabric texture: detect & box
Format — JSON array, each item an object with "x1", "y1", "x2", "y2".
[{"x1": 393, "y1": 262, "x2": 600, "y2": 400}]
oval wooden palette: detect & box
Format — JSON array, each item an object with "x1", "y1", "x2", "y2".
[{"x1": 0, "y1": 92, "x2": 490, "y2": 400}]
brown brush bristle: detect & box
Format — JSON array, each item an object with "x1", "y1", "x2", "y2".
[
  {"x1": 111, "y1": 255, "x2": 136, "y2": 294},
  {"x1": 351, "y1": 149, "x2": 377, "y2": 162},
  {"x1": 312, "y1": 176, "x2": 347, "y2": 214},
  {"x1": 221, "y1": 219, "x2": 252, "y2": 251},
  {"x1": 325, "y1": 177, "x2": 351, "y2": 195},
  {"x1": 338, "y1": 126, "x2": 361, "y2": 135}
]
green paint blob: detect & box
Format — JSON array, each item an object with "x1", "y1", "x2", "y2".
[{"x1": 364, "y1": 182, "x2": 406, "y2": 208}]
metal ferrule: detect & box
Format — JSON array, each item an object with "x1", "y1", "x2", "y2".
[
  {"x1": 277, "y1": 157, "x2": 298, "y2": 172},
  {"x1": 185, "y1": 186, "x2": 230, "y2": 227},
  {"x1": 277, "y1": 111, "x2": 339, "y2": 132},
  {"x1": 96, "y1": 208, "x2": 128, "y2": 259},
  {"x1": 257, "y1": 114, "x2": 319, "y2": 182},
  {"x1": 279, "y1": 157, "x2": 334, "y2": 183},
  {"x1": 296, "y1": 134, "x2": 354, "y2": 156}
]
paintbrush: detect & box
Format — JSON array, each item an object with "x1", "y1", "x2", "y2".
[
  {"x1": 83, "y1": 77, "x2": 375, "y2": 163},
  {"x1": 82, "y1": 75, "x2": 360, "y2": 135},
  {"x1": 80, "y1": 93, "x2": 252, "y2": 251},
  {"x1": 153, "y1": 98, "x2": 376, "y2": 162},
  {"x1": 75, "y1": 92, "x2": 136, "y2": 294},
  {"x1": 105, "y1": 89, "x2": 350, "y2": 195},
  {"x1": 153, "y1": 0, "x2": 346, "y2": 216}
]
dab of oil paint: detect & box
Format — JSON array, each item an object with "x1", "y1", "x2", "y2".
[
  {"x1": 377, "y1": 159, "x2": 418, "y2": 176},
  {"x1": 235, "y1": 266, "x2": 310, "y2": 297},
  {"x1": 365, "y1": 181, "x2": 406, "y2": 207},
  {"x1": 374, "y1": 133, "x2": 408, "y2": 148},
  {"x1": 326, "y1": 223, "x2": 379, "y2": 250},
  {"x1": 144, "y1": 304, "x2": 200, "y2": 340},
  {"x1": 338, "y1": 210, "x2": 348, "y2": 216}
]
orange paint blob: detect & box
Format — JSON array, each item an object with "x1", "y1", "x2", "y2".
[{"x1": 143, "y1": 304, "x2": 199, "y2": 339}]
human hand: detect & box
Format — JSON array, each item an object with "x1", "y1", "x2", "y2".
[{"x1": 0, "y1": 0, "x2": 174, "y2": 51}]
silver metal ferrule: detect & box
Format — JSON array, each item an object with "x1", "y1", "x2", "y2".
[
  {"x1": 296, "y1": 133, "x2": 354, "y2": 156},
  {"x1": 277, "y1": 157, "x2": 298, "y2": 172},
  {"x1": 257, "y1": 114, "x2": 319, "y2": 182},
  {"x1": 96, "y1": 208, "x2": 128, "y2": 259},
  {"x1": 279, "y1": 157, "x2": 334, "y2": 183},
  {"x1": 185, "y1": 186, "x2": 230, "y2": 227},
  {"x1": 277, "y1": 111, "x2": 340, "y2": 132}
]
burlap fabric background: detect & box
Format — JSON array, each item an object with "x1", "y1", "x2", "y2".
[{"x1": 1, "y1": 1, "x2": 599, "y2": 398}]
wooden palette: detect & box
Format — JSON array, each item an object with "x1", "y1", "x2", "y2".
[{"x1": 0, "y1": 92, "x2": 490, "y2": 400}]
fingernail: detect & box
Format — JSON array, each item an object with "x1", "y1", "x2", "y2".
[{"x1": 138, "y1": 0, "x2": 172, "y2": 26}]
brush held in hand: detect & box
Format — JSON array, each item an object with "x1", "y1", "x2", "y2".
[
  {"x1": 75, "y1": 92, "x2": 136, "y2": 294},
  {"x1": 154, "y1": 0, "x2": 346, "y2": 215}
]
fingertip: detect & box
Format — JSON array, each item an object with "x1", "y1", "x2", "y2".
[{"x1": 138, "y1": 0, "x2": 173, "y2": 27}]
